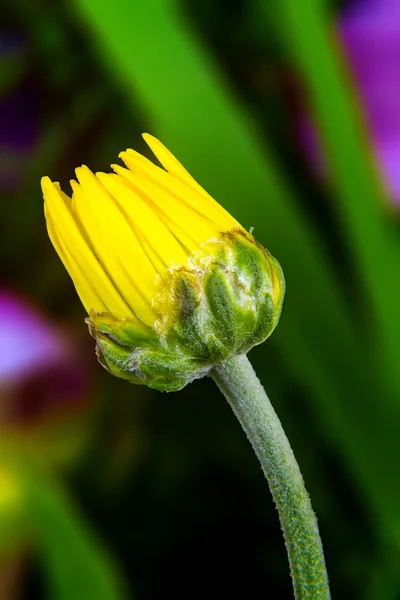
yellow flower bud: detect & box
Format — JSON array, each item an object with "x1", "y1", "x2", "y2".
[{"x1": 42, "y1": 135, "x2": 285, "y2": 391}]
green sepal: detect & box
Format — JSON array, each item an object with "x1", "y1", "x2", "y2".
[
  {"x1": 131, "y1": 348, "x2": 209, "y2": 392},
  {"x1": 87, "y1": 311, "x2": 158, "y2": 348},
  {"x1": 87, "y1": 311, "x2": 210, "y2": 392},
  {"x1": 90, "y1": 329, "x2": 144, "y2": 385}
]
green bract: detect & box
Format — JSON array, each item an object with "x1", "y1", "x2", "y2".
[{"x1": 87, "y1": 230, "x2": 285, "y2": 392}]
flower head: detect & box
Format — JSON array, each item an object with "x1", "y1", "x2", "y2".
[{"x1": 42, "y1": 135, "x2": 284, "y2": 391}]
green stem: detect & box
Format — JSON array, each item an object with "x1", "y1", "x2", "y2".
[{"x1": 211, "y1": 354, "x2": 330, "y2": 599}]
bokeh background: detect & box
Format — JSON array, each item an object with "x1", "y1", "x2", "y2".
[{"x1": 1, "y1": 0, "x2": 400, "y2": 598}]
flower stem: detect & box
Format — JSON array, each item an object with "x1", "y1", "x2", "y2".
[{"x1": 210, "y1": 354, "x2": 330, "y2": 599}]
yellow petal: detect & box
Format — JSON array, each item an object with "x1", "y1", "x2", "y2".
[
  {"x1": 96, "y1": 171, "x2": 188, "y2": 272},
  {"x1": 121, "y1": 143, "x2": 239, "y2": 231},
  {"x1": 71, "y1": 167, "x2": 157, "y2": 324},
  {"x1": 115, "y1": 165, "x2": 220, "y2": 251},
  {"x1": 142, "y1": 134, "x2": 212, "y2": 198},
  {"x1": 45, "y1": 208, "x2": 106, "y2": 314},
  {"x1": 42, "y1": 177, "x2": 131, "y2": 316}
]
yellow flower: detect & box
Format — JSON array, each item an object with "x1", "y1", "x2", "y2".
[
  {"x1": 42, "y1": 134, "x2": 241, "y2": 325},
  {"x1": 42, "y1": 134, "x2": 284, "y2": 391}
]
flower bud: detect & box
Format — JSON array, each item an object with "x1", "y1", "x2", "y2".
[{"x1": 42, "y1": 135, "x2": 285, "y2": 391}]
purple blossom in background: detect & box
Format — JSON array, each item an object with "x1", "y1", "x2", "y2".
[
  {"x1": 0, "y1": 291, "x2": 88, "y2": 425},
  {"x1": 0, "y1": 291, "x2": 65, "y2": 384},
  {"x1": 340, "y1": 0, "x2": 400, "y2": 201},
  {"x1": 300, "y1": 0, "x2": 400, "y2": 203}
]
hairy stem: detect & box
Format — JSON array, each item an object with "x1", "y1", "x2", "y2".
[{"x1": 211, "y1": 354, "x2": 330, "y2": 599}]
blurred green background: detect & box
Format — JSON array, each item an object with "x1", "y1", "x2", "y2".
[{"x1": 1, "y1": 0, "x2": 400, "y2": 598}]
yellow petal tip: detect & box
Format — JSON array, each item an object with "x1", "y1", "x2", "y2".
[
  {"x1": 119, "y1": 150, "x2": 137, "y2": 161},
  {"x1": 75, "y1": 165, "x2": 86, "y2": 177},
  {"x1": 70, "y1": 179, "x2": 80, "y2": 193},
  {"x1": 40, "y1": 176, "x2": 54, "y2": 194},
  {"x1": 41, "y1": 177, "x2": 65, "y2": 202},
  {"x1": 111, "y1": 164, "x2": 125, "y2": 175},
  {"x1": 95, "y1": 171, "x2": 108, "y2": 184}
]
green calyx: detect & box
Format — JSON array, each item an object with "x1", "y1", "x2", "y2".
[{"x1": 87, "y1": 229, "x2": 285, "y2": 392}]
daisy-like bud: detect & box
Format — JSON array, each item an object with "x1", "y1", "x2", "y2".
[{"x1": 42, "y1": 135, "x2": 284, "y2": 391}]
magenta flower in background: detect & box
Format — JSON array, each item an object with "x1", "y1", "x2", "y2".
[
  {"x1": 0, "y1": 290, "x2": 88, "y2": 426},
  {"x1": 299, "y1": 0, "x2": 400, "y2": 203},
  {"x1": 0, "y1": 291, "x2": 66, "y2": 384},
  {"x1": 340, "y1": 0, "x2": 400, "y2": 202}
]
